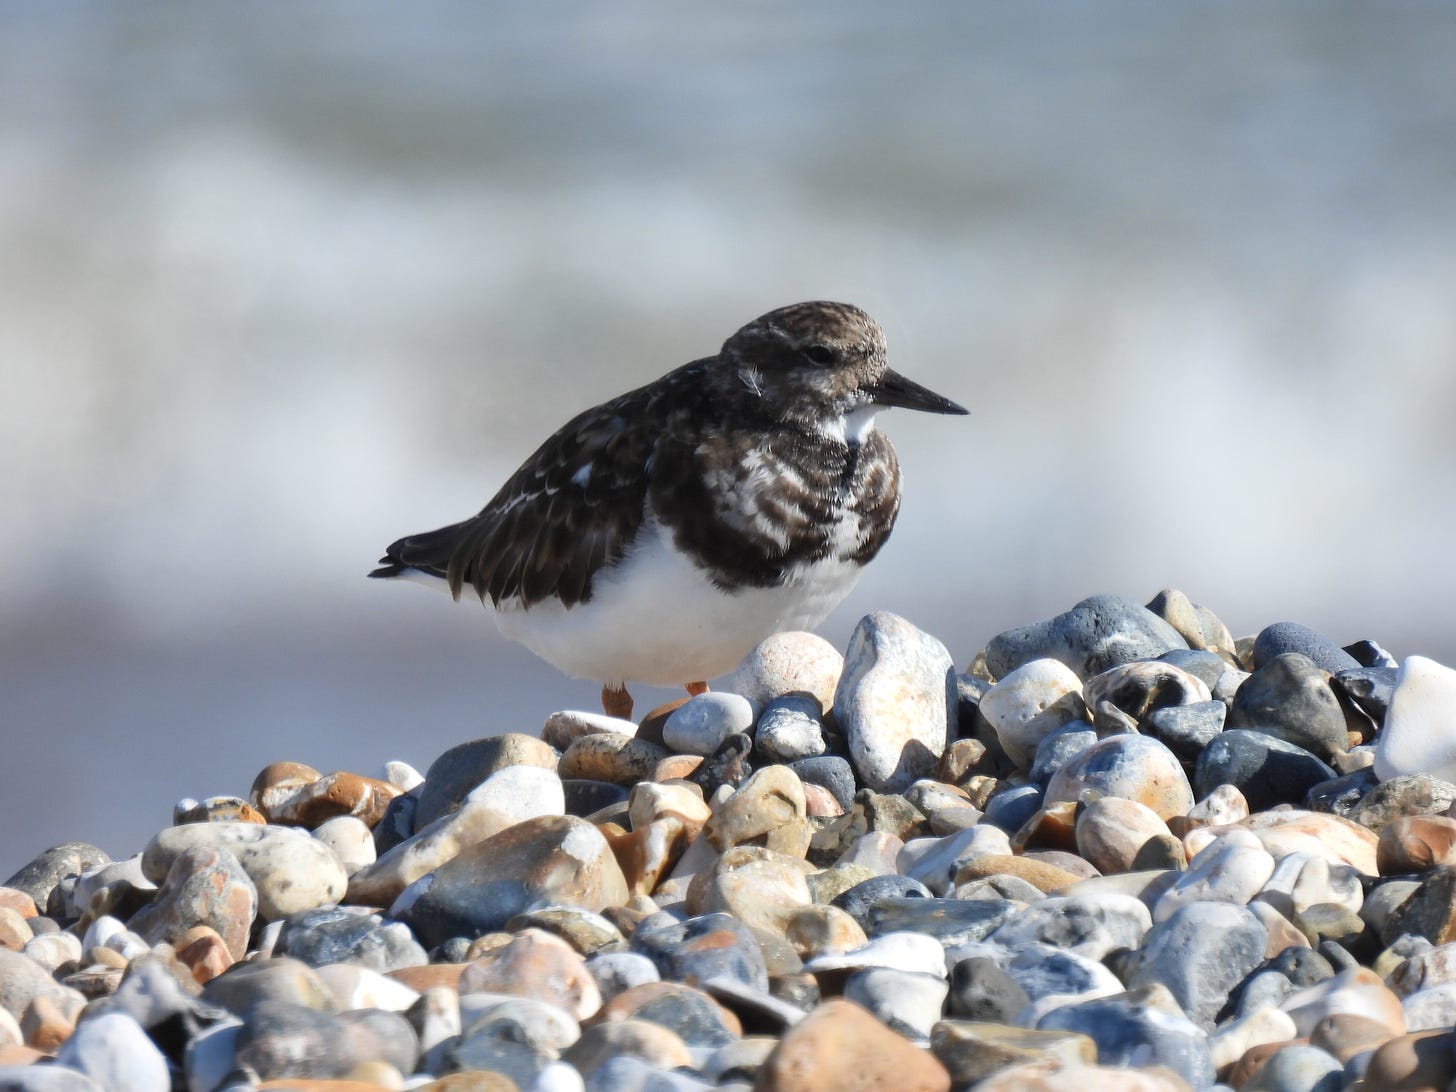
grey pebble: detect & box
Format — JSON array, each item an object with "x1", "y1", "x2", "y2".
[
  {"x1": 865, "y1": 896, "x2": 1017, "y2": 948},
  {"x1": 1028, "y1": 722, "x2": 1097, "y2": 787},
  {"x1": 1120, "y1": 901, "x2": 1267, "y2": 1030},
  {"x1": 1147, "y1": 700, "x2": 1227, "y2": 763},
  {"x1": 1251, "y1": 622, "x2": 1360, "y2": 675},
  {"x1": 1240, "y1": 1043, "x2": 1343, "y2": 1092},
  {"x1": 984, "y1": 594, "x2": 1189, "y2": 681},
  {"x1": 54, "y1": 1012, "x2": 169, "y2": 1092},
  {"x1": 1194, "y1": 730, "x2": 1337, "y2": 811},
  {"x1": 563, "y1": 779, "x2": 631, "y2": 818},
  {"x1": 664, "y1": 692, "x2": 756, "y2": 757},
  {"x1": 1229, "y1": 653, "x2": 1348, "y2": 763},
  {"x1": 1302, "y1": 767, "x2": 1379, "y2": 817},
  {"x1": 843, "y1": 967, "x2": 948, "y2": 1040},
  {"x1": 235, "y1": 1000, "x2": 350, "y2": 1080},
  {"x1": 948, "y1": 955, "x2": 1031, "y2": 1022},
  {"x1": 631, "y1": 912, "x2": 769, "y2": 992},
  {"x1": 982, "y1": 784, "x2": 1044, "y2": 833},
  {"x1": 831, "y1": 876, "x2": 933, "y2": 931},
  {"x1": 753, "y1": 695, "x2": 826, "y2": 764},
  {"x1": 274, "y1": 906, "x2": 427, "y2": 973},
  {"x1": 1036, "y1": 986, "x2": 1215, "y2": 1089},
  {"x1": 3, "y1": 842, "x2": 111, "y2": 913},
  {"x1": 786, "y1": 755, "x2": 855, "y2": 812},
  {"x1": 1158, "y1": 649, "x2": 1233, "y2": 690}
]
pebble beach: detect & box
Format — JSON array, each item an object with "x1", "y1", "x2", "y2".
[{"x1": 5, "y1": 589, "x2": 1456, "y2": 1091}]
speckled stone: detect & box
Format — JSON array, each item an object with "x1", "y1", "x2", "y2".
[
  {"x1": 390, "y1": 815, "x2": 628, "y2": 950},
  {"x1": 631, "y1": 912, "x2": 769, "y2": 992},
  {"x1": 275, "y1": 906, "x2": 427, "y2": 973},
  {"x1": 313, "y1": 816, "x2": 377, "y2": 876},
  {"x1": 721, "y1": 630, "x2": 844, "y2": 713},
  {"x1": 127, "y1": 844, "x2": 256, "y2": 961},
  {"x1": 3, "y1": 843, "x2": 111, "y2": 912},
  {"x1": 834, "y1": 612, "x2": 955, "y2": 794},
  {"x1": 1123, "y1": 901, "x2": 1267, "y2": 1029},
  {"x1": 1044, "y1": 735, "x2": 1194, "y2": 821},
  {"x1": 984, "y1": 594, "x2": 1189, "y2": 682},
  {"x1": 1251, "y1": 622, "x2": 1360, "y2": 675},
  {"x1": 753, "y1": 696, "x2": 827, "y2": 764},
  {"x1": 1036, "y1": 984, "x2": 1214, "y2": 1089}
]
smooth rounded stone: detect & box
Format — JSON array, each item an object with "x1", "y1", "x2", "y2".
[
  {"x1": 1213, "y1": 667, "x2": 1252, "y2": 704},
  {"x1": 505, "y1": 907, "x2": 625, "y2": 957},
  {"x1": 1159, "y1": 647, "x2": 1235, "y2": 690},
  {"x1": 260, "y1": 770, "x2": 404, "y2": 829},
  {"x1": 661, "y1": 692, "x2": 756, "y2": 758},
  {"x1": 127, "y1": 844, "x2": 256, "y2": 961},
  {"x1": 982, "y1": 784, "x2": 1045, "y2": 834},
  {"x1": 978, "y1": 658, "x2": 1087, "y2": 771},
  {"x1": 445, "y1": 1030, "x2": 559, "y2": 1088},
  {"x1": 930, "y1": 1019, "x2": 1095, "y2": 1087},
  {"x1": 1401, "y1": 982, "x2": 1456, "y2": 1031},
  {"x1": 826, "y1": 833, "x2": 901, "y2": 879},
  {"x1": 784, "y1": 757, "x2": 854, "y2": 814},
  {"x1": 1239, "y1": 1043, "x2": 1343, "y2": 1091},
  {"x1": 753, "y1": 696, "x2": 826, "y2": 764},
  {"x1": 372, "y1": 792, "x2": 418, "y2": 856},
  {"x1": 564, "y1": 1018, "x2": 694, "y2": 1082},
  {"x1": 390, "y1": 815, "x2": 628, "y2": 950},
  {"x1": 1350, "y1": 773, "x2": 1456, "y2": 832},
  {"x1": 1084, "y1": 660, "x2": 1212, "y2": 728},
  {"x1": 1188, "y1": 810, "x2": 1380, "y2": 877},
  {"x1": 458, "y1": 928, "x2": 601, "y2": 1021},
  {"x1": 987, "y1": 894, "x2": 1151, "y2": 962},
  {"x1": 348, "y1": 794, "x2": 525, "y2": 907},
  {"x1": 631, "y1": 912, "x2": 769, "y2": 992},
  {"x1": 1383, "y1": 865, "x2": 1456, "y2": 946},
  {"x1": 201, "y1": 956, "x2": 334, "y2": 1016},
  {"x1": 722, "y1": 630, "x2": 844, "y2": 713},
  {"x1": 1208, "y1": 1007, "x2": 1300, "y2": 1073},
  {"x1": 1375, "y1": 657, "x2": 1456, "y2": 783},
  {"x1": 703, "y1": 766, "x2": 808, "y2": 856},
  {"x1": 1279, "y1": 966, "x2": 1406, "y2": 1039},
  {"x1": 1302, "y1": 767, "x2": 1379, "y2": 819},
  {"x1": 1028, "y1": 723, "x2": 1098, "y2": 788},
  {"x1": 948, "y1": 956, "x2": 1033, "y2": 1022},
  {"x1": 973, "y1": 1060, "x2": 1195, "y2": 1091},
  {"x1": 834, "y1": 611, "x2": 955, "y2": 794},
  {"x1": 313, "y1": 816, "x2": 377, "y2": 876},
  {"x1": 559, "y1": 733, "x2": 672, "y2": 787},
  {"x1": 231, "y1": 998, "x2": 351, "y2": 1079},
  {"x1": 21, "y1": 930, "x2": 83, "y2": 974},
  {"x1": 1044, "y1": 735, "x2": 1194, "y2": 821},
  {"x1": 464, "y1": 764, "x2": 566, "y2": 826},
  {"x1": 952, "y1": 873, "x2": 1048, "y2": 905},
  {"x1": 313, "y1": 963, "x2": 420, "y2": 1013},
  {"x1": 578, "y1": 1054, "x2": 710, "y2": 1092},
  {"x1": 1228, "y1": 652, "x2": 1348, "y2": 763},
  {"x1": 975, "y1": 941, "x2": 1123, "y2": 1008},
  {"x1": 843, "y1": 966, "x2": 948, "y2": 1040},
  {"x1": 71, "y1": 855, "x2": 154, "y2": 922},
  {"x1": 595, "y1": 980, "x2": 741, "y2": 1053},
  {"x1": 755, "y1": 997, "x2": 951, "y2": 1092},
  {"x1": 0, "y1": 949, "x2": 85, "y2": 1025},
  {"x1": 898, "y1": 825, "x2": 1012, "y2": 896},
  {"x1": 333, "y1": 1007, "x2": 421, "y2": 1076},
  {"x1": 542, "y1": 710, "x2": 637, "y2": 750},
  {"x1": 1146, "y1": 701, "x2": 1227, "y2": 763},
  {"x1": 1361, "y1": 1028, "x2": 1456, "y2": 1091},
  {"x1": 1180, "y1": 783, "x2": 1250, "y2": 831},
  {"x1": 952, "y1": 854, "x2": 1085, "y2": 895},
  {"x1": 686, "y1": 847, "x2": 813, "y2": 938},
  {"x1": 864, "y1": 897, "x2": 1017, "y2": 949},
  {"x1": 1076, "y1": 797, "x2": 1175, "y2": 876},
  {"x1": 784, "y1": 905, "x2": 868, "y2": 959},
  {"x1": 831, "y1": 875, "x2": 933, "y2": 930},
  {"x1": 1251, "y1": 622, "x2": 1360, "y2": 675},
  {"x1": 0, "y1": 1066, "x2": 105, "y2": 1091},
  {"x1": 1122, "y1": 901, "x2": 1267, "y2": 1030},
  {"x1": 1332, "y1": 664, "x2": 1399, "y2": 724},
  {"x1": 1156, "y1": 829, "x2": 1274, "y2": 922},
  {"x1": 1146, "y1": 589, "x2": 1236, "y2": 660},
  {"x1": 140, "y1": 822, "x2": 347, "y2": 922},
  {"x1": 1365, "y1": 880, "x2": 1422, "y2": 943},
  {"x1": 414, "y1": 733, "x2": 559, "y2": 829},
  {"x1": 275, "y1": 906, "x2": 426, "y2": 972},
  {"x1": 54, "y1": 1011, "x2": 168, "y2": 1092},
  {"x1": 1036, "y1": 984, "x2": 1214, "y2": 1089},
  {"x1": 1255, "y1": 853, "x2": 1363, "y2": 922},
  {"x1": 459, "y1": 995, "x2": 580, "y2": 1058},
  {"x1": 376, "y1": 759, "x2": 424, "y2": 792},
  {"x1": 587, "y1": 951, "x2": 661, "y2": 1002},
  {"x1": 563, "y1": 780, "x2": 631, "y2": 818},
  {"x1": 803, "y1": 931, "x2": 947, "y2": 982},
  {"x1": 1194, "y1": 731, "x2": 1337, "y2": 812},
  {"x1": 181, "y1": 1018, "x2": 244, "y2": 1092},
  {"x1": 984, "y1": 594, "x2": 1190, "y2": 682},
  {"x1": 3, "y1": 843, "x2": 111, "y2": 911}
]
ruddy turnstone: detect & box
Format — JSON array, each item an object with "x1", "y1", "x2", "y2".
[{"x1": 370, "y1": 300, "x2": 966, "y2": 719}]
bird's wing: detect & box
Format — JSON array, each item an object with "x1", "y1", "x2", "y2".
[{"x1": 371, "y1": 384, "x2": 663, "y2": 609}]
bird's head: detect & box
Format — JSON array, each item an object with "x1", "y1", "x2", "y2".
[{"x1": 720, "y1": 300, "x2": 967, "y2": 440}]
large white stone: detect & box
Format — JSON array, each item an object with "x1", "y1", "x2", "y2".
[
  {"x1": 978, "y1": 657, "x2": 1087, "y2": 770},
  {"x1": 1375, "y1": 655, "x2": 1456, "y2": 782}
]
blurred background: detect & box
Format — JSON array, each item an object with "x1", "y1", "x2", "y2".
[{"x1": 3, "y1": 2, "x2": 1455, "y2": 873}]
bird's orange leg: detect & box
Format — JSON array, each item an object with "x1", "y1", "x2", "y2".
[
  {"x1": 685, "y1": 681, "x2": 709, "y2": 697},
  {"x1": 601, "y1": 684, "x2": 634, "y2": 721}
]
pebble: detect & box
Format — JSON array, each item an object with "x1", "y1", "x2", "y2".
[
  {"x1": 10, "y1": 603, "x2": 1456, "y2": 1090},
  {"x1": 834, "y1": 612, "x2": 955, "y2": 793},
  {"x1": 54, "y1": 1011, "x2": 169, "y2": 1092},
  {"x1": 1251, "y1": 622, "x2": 1361, "y2": 675},
  {"x1": 984, "y1": 594, "x2": 1189, "y2": 681},
  {"x1": 1375, "y1": 655, "x2": 1456, "y2": 783},
  {"x1": 663, "y1": 692, "x2": 756, "y2": 757}
]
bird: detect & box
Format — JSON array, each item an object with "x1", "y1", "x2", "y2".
[{"x1": 370, "y1": 300, "x2": 967, "y2": 720}]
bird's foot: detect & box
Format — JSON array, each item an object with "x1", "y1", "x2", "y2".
[
  {"x1": 601, "y1": 684, "x2": 634, "y2": 721},
  {"x1": 685, "y1": 681, "x2": 709, "y2": 697}
]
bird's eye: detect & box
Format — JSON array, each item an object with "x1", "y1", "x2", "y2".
[{"x1": 802, "y1": 344, "x2": 836, "y2": 366}]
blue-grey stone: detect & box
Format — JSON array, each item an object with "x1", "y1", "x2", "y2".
[
  {"x1": 235, "y1": 1000, "x2": 351, "y2": 1079},
  {"x1": 664, "y1": 692, "x2": 756, "y2": 757},
  {"x1": 1251, "y1": 622, "x2": 1360, "y2": 675},
  {"x1": 1028, "y1": 722, "x2": 1097, "y2": 787},
  {"x1": 1302, "y1": 767, "x2": 1379, "y2": 817},
  {"x1": 1241, "y1": 1043, "x2": 1342, "y2": 1092},
  {"x1": 1332, "y1": 665, "x2": 1399, "y2": 724},
  {"x1": 1229, "y1": 653, "x2": 1347, "y2": 762},
  {"x1": 984, "y1": 594, "x2": 1189, "y2": 682},
  {"x1": 1147, "y1": 700, "x2": 1226, "y2": 763},
  {"x1": 864, "y1": 896, "x2": 1017, "y2": 947},
  {"x1": 831, "y1": 876, "x2": 933, "y2": 932},
  {"x1": 1120, "y1": 901, "x2": 1266, "y2": 1030},
  {"x1": 949, "y1": 955, "x2": 1031, "y2": 1022},
  {"x1": 787, "y1": 756, "x2": 856, "y2": 812},
  {"x1": 584, "y1": 1056, "x2": 716, "y2": 1092},
  {"x1": 335, "y1": 1008, "x2": 420, "y2": 1076},
  {"x1": 563, "y1": 779, "x2": 630, "y2": 818},
  {"x1": 1158, "y1": 649, "x2": 1232, "y2": 691},
  {"x1": 1037, "y1": 987, "x2": 1215, "y2": 1089},
  {"x1": 587, "y1": 950, "x2": 661, "y2": 1001},
  {"x1": 414, "y1": 735, "x2": 554, "y2": 828},
  {"x1": 1194, "y1": 730, "x2": 1336, "y2": 811},
  {"x1": 982, "y1": 784, "x2": 1044, "y2": 833},
  {"x1": 754, "y1": 694, "x2": 827, "y2": 763},
  {"x1": 987, "y1": 894, "x2": 1150, "y2": 962},
  {"x1": 371, "y1": 792, "x2": 417, "y2": 854},
  {"x1": 997, "y1": 942, "x2": 1123, "y2": 1001},
  {"x1": 274, "y1": 906, "x2": 427, "y2": 973},
  {"x1": 631, "y1": 912, "x2": 768, "y2": 991},
  {"x1": 1347, "y1": 773, "x2": 1456, "y2": 830},
  {"x1": 54, "y1": 1012, "x2": 169, "y2": 1092},
  {"x1": 1343, "y1": 639, "x2": 1399, "y2": 670},
  {"x1": 1235, "y1": 969, "x2": 1296, "y2": 1018},
  {"x1": 3, "y1": 842, "x2": 111, "y2": 911}
]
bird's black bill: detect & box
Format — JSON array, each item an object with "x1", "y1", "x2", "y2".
[{"x1": 869, "y1": 369, "x2": 969, "y2": 415}]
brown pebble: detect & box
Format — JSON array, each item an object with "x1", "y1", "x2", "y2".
[
  {"x1": 249, "y1": 760, "x2": 322, "y2": 813},
  {"x1": 1226, "y1": 1038, "x2": 1305, "y2": 1087},
  {"x1": 0, "y1": 888, "x2": 39, "y2": 920},
  {"x1": 653, "y1": 754, "x2": 703, "y2": 781},
  {"x1": 174, "y1": 925, "x2": 235, "y2": 985},
  {"x1": 1377, "y1": 815, "x2": 1456, "y2": 875},
  {"x1": 1362, "y1": 1028, "x2": 1456, "y2": 1090},
  {"x1": 953, "y1": 854, "x2": 1086, "y2": 893},
  {"x1": 0, "y1": 907, "x2": 33, "y2": 951},
  {"x1": 753, "y1": 997, "x2": 950, "y2": 1091},
  {"x1": 21, "y1": 994, "x2": 75, "y2": 1052},
  {"x1": 386, "y1": 962, "x2": 469, "y2": 992},
  {"x1": 637, "y1": 697, "x2": 692, "y2": 747}
]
